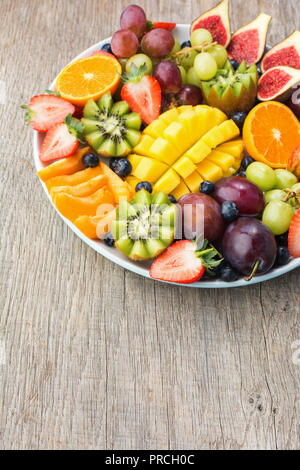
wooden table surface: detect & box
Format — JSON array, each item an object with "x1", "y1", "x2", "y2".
[{"x1": 1, "y1": 0, "x2": 300, "y2": 451}]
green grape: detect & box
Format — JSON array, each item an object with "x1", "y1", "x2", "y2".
[
  {"x1": 274, "y1": 169, "x2": 298, "y2": 190},
  {"x1": 186, "y1": 67, "x2": 202, "y2": 87},
  {"x1": 178, "y1": 66, "x2": 187, "y2": 84},
  {"x1": 246, "y1": 162, "x2": 277, "y2": 191},
  {"x1": 206, "y1": 45, "x2": 228, "y2": 68},
  {"x1": 126, "y1": 53, "x2": 153, "y2": 75},
  {"x1": 191, "y1": 29, "x2": 213, "y2": 47},
  {"x1": 289, "y1": 182, "x2": 300, "y2": 207},
  {"x1": 264, "y1": 189, "x2": 286, "y2": 204},
  {"x1": 178, "y1": 48, "x2": 198, "y2": 70},
  {"x1": 194, "y1": 53, "x2": 218, "y2": 81},
  {"x1": 262, "y1": 200, "x2": 294, "y2": 235},
  {"x1": 168, "y1": 38, "x2": 181, "y2": 57}
]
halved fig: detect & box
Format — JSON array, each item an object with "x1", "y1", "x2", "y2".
[
  {"x1": 261, "y1": 31, "x2": 300, "y2": 73},
  {"x1": 191, "y1": 0, "x2": 231, "y2": 48},
  {"x1": 228, "y1": 13, "x2": 272, "y2": 66},
  {"x1": 257, "y1": 66, "x2": 300, "y2": 101}
]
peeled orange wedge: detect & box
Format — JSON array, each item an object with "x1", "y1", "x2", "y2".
[
  {"x1": 56, "y1": 55, "x2": 122, "y2": 106},
  {"x1": 243, "y1": 102, "x2": 300, "y2": 168}
]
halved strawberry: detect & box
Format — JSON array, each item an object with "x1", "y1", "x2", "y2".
[
  {"x1": 153, "y1": 22, "x2": 176, "y2": 31},
  {"x1": 150, "y1": 240, "x2": 222, "y2": 284},
  {"x1": 21, "y1": 95, "x2": 75, "y2": 132},
  {"x1": 121, "y1": 72, "x2": 161, "y2": 125},
  {"x1": 288, "y1": 209, "x2": 300, "y2": 258},
  {"x1": 39, "y1": 122, "x2": 79, "y2": 163}
]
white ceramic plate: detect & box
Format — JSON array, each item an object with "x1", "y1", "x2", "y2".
[{"x1": 33, "y1": 24, "x2": 300, "y2": 288}]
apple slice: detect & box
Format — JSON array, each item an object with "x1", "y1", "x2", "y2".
[
  {"x1": 191, "y1": 0, "x2": 231, "y2": 48},
  {"x1": 228, "y1": 13, "x2": 272, "y2": 66}
]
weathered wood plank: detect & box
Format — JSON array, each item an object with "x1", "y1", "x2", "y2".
[{"x1": 0, "y1": 0, "x2": 299, "y2": 450}]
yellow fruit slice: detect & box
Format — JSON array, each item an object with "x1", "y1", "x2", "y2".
[
  {"x1": 153, "y1": 169, "x2": 180, "y2": 193},
  {"x1": 149, "y1": 138, "x2": 180, "y2": 165},
  {"x1": 171, "y1": 180, "x2": 190, "y2": 200},
  {"x1": 37, "y1": 147, "x2": 89, "y2": 182},
  {"x1": 206, "y1": 150, "x2": 235, "y2": 172},
  {"x1": 134, "y1": 157, "x2": 169, "y2": 183},
  {"x1": 184, "y1": 140, "x2": 212, "y2": 164},
  {"x1": 134, "y1": 135, "x2": 155, "y2": 156},
  {"x1": 197, "y1": 160, "x2": 223, "y2": 183},
  {"x1": 185, "y1": 171, "x2": 204, "y2": 192},
  {"x1": 173, "y1": 155, "x2": 197, "y2": 179},
  {"x1": 163, "y1": 122, "x2": 191, "y2": 154},
  {"x1": 45, "y1": 165, "x2": 103, "y2": 192},
  {"x1": 50, "y1": 174, "x2": 107, "y2": 198}
]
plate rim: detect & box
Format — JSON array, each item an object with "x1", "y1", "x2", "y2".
[{"x1": 33, "y1": 24, "x2": 300, "y2": 289}]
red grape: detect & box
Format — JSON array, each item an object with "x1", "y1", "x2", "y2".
[
  {"x1": 213, "y1": 176, "x2": 264, "y2": 216},
  {"x1": 141, "y1": 29, "x2": 175, "y2": 58},
  {"x1": 178, "y1": 193, "x2": 225, "y2": 242},
  {"x1": 287, "y1": 84, "x2": 300, "y2": 118},
  {"x1": 177, "y1": 85, "x2": 203, "y2": 106},
  {"x1": 111, "y1": 30, "x2": 138, "y2": 58},
  {"x1": 222, "y1": 218, "x2": 277, "y2": 276},
  {"x1": 120, "y1": 5, "x2": 147, "y2": 39},
  {"x1": 153, "y1": 61, "x2": 182, "y2": 94}
]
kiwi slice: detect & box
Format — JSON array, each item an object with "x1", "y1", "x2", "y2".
[
  {"x1": 111, "y1": 190, "x2": 177, "y2": 261},
  {"x1": 82, "y1": 92, "x2": 142, "y2": 157},
  {"x1": 201, "y1": 60, "x2": 258, "y2": 116}
]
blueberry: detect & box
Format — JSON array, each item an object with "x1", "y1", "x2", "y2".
[
  {"x1": 256, "y1": 62, "x2": 262, "y2": 77},
  {"x1": 219, "y1": 263, "x2": 240, "y2": 282},
  {"x1": 103, "y1": 232, "x2": 115, "y2": 247},
  {"x1": 168, "y1": 194, "x2": 177, "y2": 204},
  {"x1": 181, "y1": 40, "x2": 191, "y2": 49},
  {"x1": 101, "y1": 43, "x2": 113, "y2": 54},
  {"x1": 200, "y1": 181, "x2": 215, "y2": 195},
  {"x1": 82, "y1": 153, "x2": 99, "y2": 168},
  {"x1": 275, "y1": 247, "x2": 290, "y2": 266},
  {"x1": 221, "y1": 201, "x2": 239, "y2": 222},
  {"x1": 231, "y1": 112, "x2": 248, "y2": 131},
  {"x1": 241, "y1": 155, "x2": 255, "y2": 171},
  {"x1": 136, "y1": 181, "x2": 153, "y2": 193},
  {"x1": 229, "y1": 58, "x2": 240, "y2": 70},
  {"x1": 109, "y1": 158, "x2": 132, "y2": 178},
  {"x1": 276, "y1": 232, "x2": 289, "y2": 247}
]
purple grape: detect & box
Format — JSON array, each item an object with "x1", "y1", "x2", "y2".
[
  {"x1": 153, "y1": 61, "x2": 182, "y2": 94},
  {"x1": 120, "y1": 5, "x2": 147, "y2": 39},
  {"x1": 213, "y1": 176, "x2": 264, "y2": 216},
  {"x1": 177, "y1": 85, "x2": 203, "y2": 106},
  {"x1": 287, "y1": 84, "x2": 300, "y2": 118},
  {"x1": 222, "y1": 218, "x2": 277, "y2": 277},
  {"x1": 141, "y1": 29, "x2": 175, "y2": 58},
  {"x1": 111, "y1": 30, "x2": 138, "y2": 58}
]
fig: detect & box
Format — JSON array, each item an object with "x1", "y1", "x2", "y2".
[
  {"x1": 261, "y1": 31, "x2": 300, "y2": 73},
  {"x1": 228, "y1": 13, "x2": 272, "y2": 66},
  {"x1": 257, "y1": 66, "x2": 300, "y2": 102},
  {"x1": 201, "y1": 60, "x2": 258, "y2": 116},
  {"x1": 191, "y1": 0, "x2": 231, "y2": 48}
]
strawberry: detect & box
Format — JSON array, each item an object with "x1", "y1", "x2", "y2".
[
  {"x1": 288, "y1": 209, "x2": 300, "y2": 258},
  {"x1": 90, "y1": 50, "x2": 115, "y2": 59},
  {"x1": 21, "y1": 94, "x2": 75, "y2": 132},
  {"x1": 150, "y1": 239, "x2": 222, "y2": 284},
  {"x1": 153, "y1": 22, "x2": 176, "y2": 31},
  {"x1": 121, "y1": 65, "x2": 161, "y2": 125},
  {"x1": 39, "y1": 114, "x2": 84, "y2": 163},
  {"x1": 147, "y1": 21, "x2": 176, "y2": 31}
]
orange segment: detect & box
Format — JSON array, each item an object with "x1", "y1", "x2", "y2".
[
  {"x1": 56, "y1": 56, "x2": 122, "y2": 106},
  {"x1": 243, "y1": 102, "x2": 300, "y2": 168}
]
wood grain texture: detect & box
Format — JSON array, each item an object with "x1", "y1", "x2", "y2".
[{"x1": 0, "y1": 0, "x2": 300, "y2": 450}]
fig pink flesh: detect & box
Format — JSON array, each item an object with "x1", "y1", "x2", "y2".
[
  {"x1": 258, "y1": 69, "x2": 292, "y2": 99},
  {"x1": 228, "y1": 29, "x2": 259, "y2": 65},
  {"x1": 263, "y1": 46, "x2": 300, "y2": 71},
  {"x1": 194, "y1": 16, "x2": 228, "y2": 46}
]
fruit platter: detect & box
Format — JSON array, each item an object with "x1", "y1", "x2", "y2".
[{"x1": 24, "y1": 0, "x2": 300, "y2": 287}]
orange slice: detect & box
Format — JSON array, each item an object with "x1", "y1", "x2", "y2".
[
  {"x1": 243, "y1": 102, "x2": 300, "y2": 168},
  {"x1": 56, "y1": 55, "x2": 122, "y2": 106}
]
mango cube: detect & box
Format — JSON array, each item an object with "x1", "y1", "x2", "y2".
[
  {"x1": 144, "y1": 119, "x2": 167, "y2": 138},
  {"x1": 153, "y1": 169, "x2": 180, "y2": 194},
  {"x1": 218, "y1": 120, "x2": 240, "y2": 141},
  {"x1": 185, "y1": 171, "x2": 204, "y2": 193},
  {"x1": 134, "y1": 135, "x2": 155, "y2": 157},
  {"x1": 133, "y1": 158, "x2": 168, "y2": 183},
  {"x1": 159, "y1": 108, "x2": 179, "y2": 125},
  {"x1": 163, "y1": 122, "x2": 191, "y2": 153},
  {"x1": 172, "y1": 156, "x2": 196, "y2": 179},
  {"x1": 171, "y1": 180, "x2": 190, "y2": 200},
  {"x1": 197, "y1": 160, "x2": 223, "y2": 183},
  {"x1": 149, "y1": 138, "x2": 180, "y2": 165},
  {"x1": 184, "y1": 140, "x2": 212, "y2": 164},
  {"x1": 206, "y1": 150, "x2": 235, "y2": 173}
]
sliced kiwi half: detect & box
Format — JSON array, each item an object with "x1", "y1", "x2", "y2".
[
  {"x1": 111, "y1": 190, "x2": 177, "y2": 261},
  {"x1": 82, "y1": 92, "x2": 142, "y2": 157},
  {"x1": 201, "y1": 60, "x2": 258, "y2": 116}
]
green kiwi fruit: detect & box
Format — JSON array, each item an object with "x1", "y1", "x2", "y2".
[
  {"x1": 201, "y1": 60, "x2": 258, "y2": 116},
  {"x1": 82, "y1": 92, "x2": 142, "y2": 157},
  {"x1": 111, "y1": 190, "x2": 177, "y2": 261}
]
